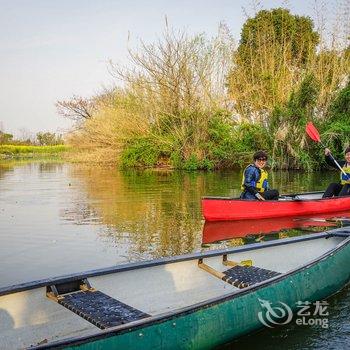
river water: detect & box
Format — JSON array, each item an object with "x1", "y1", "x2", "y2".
[{"x1": 0, "y1": 160, "x2": 348, "y2": 349}]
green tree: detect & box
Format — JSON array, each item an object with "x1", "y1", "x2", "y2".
[
  {"x1": 228, "y1": 8, "x2": 319, "y2": 121},
  {"x1": 36, "y1": 132, "x2": 63, "y2": 146},
  {"x1": 0, "y1": 131, "x2": 14, "y2": 144},
  {"x1": 270, "y1": 74, "x2": 320, "y2": 170},
  {"x1": 238, "y1": 8, "x2": 319, "y2": 65}
]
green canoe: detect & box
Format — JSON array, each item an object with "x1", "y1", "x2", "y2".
[{"x1": 1, "y1": 227, "x2": 350, "y2": 349}]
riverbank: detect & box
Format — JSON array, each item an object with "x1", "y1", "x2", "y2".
[{"x1": 0, "y1": 145, "x2": 69, "y2": 159}]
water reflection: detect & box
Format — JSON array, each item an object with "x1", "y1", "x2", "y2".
[
  {"x1": 60, "y1": 164, "x2": 344, "y2": 256},
  {"x1": 202, "y1": 212, "x2": 350, "y2": 245},
  {"x1": 0, "y1": 160, "x2": 349, "y2": 349},
  {"x1": 63, "y1": 167, "x2": 206, "y2": 257},
  {"x1": 38, "y1": 162, "x2": 64, "y2": 173},
  {"x1": 0, "y1": 160, "x2": 343, "y2": 286},
  {"x1": 0, "y1": 162, "x2": 14, "y2": 180},
  {"x1": 270, "y1": 170, "x2": 324, "y2": 195}
]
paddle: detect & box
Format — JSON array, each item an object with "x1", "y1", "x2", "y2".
[
  {"x1": 278, "y1": 195, "x2": 302, "y2": 201},
  {"x1": 305, "y1": 122, "x2": 350, "y2": 180}
]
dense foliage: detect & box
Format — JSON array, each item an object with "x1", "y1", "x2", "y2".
[
  {"x1": 321, "y1": 81, "x2": 350, "y2": 159},
  {"x1": 60, "y1": 7, "x2": 350, "y2": 170}
]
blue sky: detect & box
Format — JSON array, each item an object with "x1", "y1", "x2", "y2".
[{"x1": 0, "y1": 0, "x2": 336, "y2": 136}]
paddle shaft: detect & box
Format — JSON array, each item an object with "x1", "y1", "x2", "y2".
[
  {"x1": 320, "y1": 141, "x2": 350, "y2": 180},
  {"x1": 305, "y1": 122, "x2": 350, "y2": 180}
]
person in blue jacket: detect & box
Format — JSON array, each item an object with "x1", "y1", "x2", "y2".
[
  {"x1": 322, "y1": 147, "x2": 350, "y2": 198},
  {"x1": 240, "y1": 151, "x2": 279, "y2": 200}
]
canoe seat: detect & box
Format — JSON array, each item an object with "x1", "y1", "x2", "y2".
[
  {"x1": 222, "y1": 265, "x2": 281, "y2": 289},
  {"x1": 47, "y1": 279, "x2": 150, "y2": 329}
]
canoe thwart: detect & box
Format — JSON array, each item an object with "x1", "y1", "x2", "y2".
[
  {"x1": 198, "y1": 257, "x2": 280, "y2": 289},
  {"x1": 198, "y1": 259, "x2": 226, "y2": 279},
  {"x1": 46, "y1": 279, "x2": 150, "y2": 329},
  {"x1": 223, "y1": 265, "x2": 281, "y2": 289},
  {"x1": 222, "y1": 255, "x2": 252, "y2": 267},
  {"x1": 47, "y1": 278, "x2": 93, "y2": 301},
  {"x1": 198, "y1": 256, "x2": 252, "y2": 280}
]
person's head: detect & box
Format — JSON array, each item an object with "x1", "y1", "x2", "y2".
[
  {"x1": 345, "y1": 147, "x2": 350, "y2": 163},
  {"x1": 253, "y1": 150, "x2": 268, "y2": 169}
]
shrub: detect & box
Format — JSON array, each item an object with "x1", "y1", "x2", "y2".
[
  {"x1": 120, "y1": 138, "x2": 162, "y2": 168},
  {"x1": 322, "y1": 81, "x2": 350, "y2": 158}
]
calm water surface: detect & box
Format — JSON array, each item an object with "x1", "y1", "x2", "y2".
[{"x1": 0, "y1": 160, "x2": 348, "y2": 349}]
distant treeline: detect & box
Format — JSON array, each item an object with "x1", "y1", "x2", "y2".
[
  {"x1": 0, "y1": 131, "x2": 64, "y2": 146},
  {"x1": 57, "y1": 7, "x2": 350, "y2": 170},
  {"x1": 0, "y1": 145, "x2": 69, "y2": 159},
  {"x1": 0, "y1": 131, "x2": 66, "y2": 158}
]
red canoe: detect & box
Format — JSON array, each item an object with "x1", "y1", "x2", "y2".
[{"x1": 202, "y1": 191, "x2": 350, "y2": 221}]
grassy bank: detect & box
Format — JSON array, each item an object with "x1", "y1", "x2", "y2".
[{"x1": 0, "y1": 145, "x2": 69, "y2": 159}]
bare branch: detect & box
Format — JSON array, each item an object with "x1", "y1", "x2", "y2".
[{"x1": 56, "y1": 95, "x2": 96, "y2": 121}]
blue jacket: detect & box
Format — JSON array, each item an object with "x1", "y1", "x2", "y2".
[{"x1": 240, "y1": 165, "x2": 269, "y2": 200}]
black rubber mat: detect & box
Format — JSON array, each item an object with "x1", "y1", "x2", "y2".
[
  {"x1": 59, "y1": 290, "x2": 150, "y2": 329},
  {"x1": 222, "y1": 265, "x2": 280, "y2": 288}
]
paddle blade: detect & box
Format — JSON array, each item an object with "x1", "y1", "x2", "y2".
[{"x1": 306, "y1": 122, "x2": 321, "y2": 142}]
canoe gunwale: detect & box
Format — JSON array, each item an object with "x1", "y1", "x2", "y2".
[
  {"x1": 202, "y1": 191, "x2": 326, "y2": 201},
  {"x1": 1, "y1": 229, "x2": 348, "y2": 297},
  {"x1": 30, "y1": 228, "x2": 350, "y2": 349}
]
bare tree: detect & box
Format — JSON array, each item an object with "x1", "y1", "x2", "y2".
[
  {"x1": 109, "y1": 24, "x2": 234, "y2": 118},
  {"x1": 56, "y1": 95, "x2": 96, "y2": 122},
  {"x1": 18, "y1": 128, "x2": 35, "y2": 143}
]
